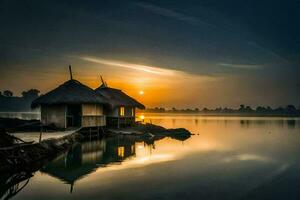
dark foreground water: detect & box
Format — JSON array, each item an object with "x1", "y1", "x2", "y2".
[{"x1": 1, "y1": 114, "x2": 300, "y2": 200}]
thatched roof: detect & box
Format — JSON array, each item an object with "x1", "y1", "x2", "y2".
[
  {"x1": 32, "y1": 79, "x2": 108, "y2": 108},
  {"x1": 95, "y1": 84, "x2": 145, "y2": 109}
]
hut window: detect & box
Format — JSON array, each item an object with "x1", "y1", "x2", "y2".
[
  {"x1": 118, "y1": 146, "x2": 125, "y2": 158},
  {"x1": 120, "y1": 107, "x2": 125, "y2": 116},
  {"x1": 131, "y1": 108, "x2": 134, "y2": 116}
]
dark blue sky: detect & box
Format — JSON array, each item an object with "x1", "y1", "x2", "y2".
[{"x1": 1, "y1": 0, "x2": 299, "y2": 108}]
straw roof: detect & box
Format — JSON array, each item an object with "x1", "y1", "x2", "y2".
[
  {"x1": 31, "y1": 79, "x2": 108, "y2": 108},
  {"x1": 95, "y1": 84, "x2": 145, "y2": 109}
]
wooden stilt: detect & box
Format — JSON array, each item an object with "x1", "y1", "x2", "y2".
[
  {"x1": 89, "y1": 128, "x2": 91, "y2": 140},
  {"x1": 101, "y1": 126, "x2": 105, "y2": 135},
  {"x1": 39, "y1": 126, "x2": 43, "y2": 142}
]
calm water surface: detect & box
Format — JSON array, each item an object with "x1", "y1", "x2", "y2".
[{"x1": 2, "y1": 114, "x2": 300, "y2": 200}]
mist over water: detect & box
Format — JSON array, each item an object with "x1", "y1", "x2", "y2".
[{"x1": 2, "y1": 114, "x2": 300, "y2": 200}]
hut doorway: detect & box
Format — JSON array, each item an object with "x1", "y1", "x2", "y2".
[{"x1": 66, "y1": 105, "x2": 82, "y2": 128}]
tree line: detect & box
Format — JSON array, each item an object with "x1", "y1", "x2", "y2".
[
  {"x1": 144, "y1": 104, "x2": 300, "y2": 116},
  {"x1": 0, "y1": 89, "x2": 40, "y2": 99}
]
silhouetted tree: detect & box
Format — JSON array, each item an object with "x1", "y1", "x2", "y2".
[
  {"x1": 223, "y1": 107, "x2": 233, "y2": 113},
  {"x1": 239, "y1": 104, "x2": 245, "y2": 112},
  {"x1": 214, "y1": 107, "x2": 222, "y2": 112},
  {"x1": 185, "y1": 108, "x2": 192, "y2": 112},
  {"x1": 22, "y1": 89, "x2": 40, "y2": 99},
  {"x1": 202, "y1": 108, "x2": 209, "y2": 113},
  {"x1": 286, "y1": 105, "x2": 296, "y2": 111},
  {"x1": 159, "y1": 107, "x2": 165, "y2": 112},
  {"x1": 285, "y1": 105, "x2": 296, "y2": 114},
  {"x1": 256, "y1": 106, "x2": 266, "y2": 113},
  {"x1": 3, "y1": 90, "x2": 13, "y2": 97},
  {"x1": 245, "y1": 106, "x2": 253, "y2": 112},
  {"x1": 274, "y1": 106, "x2": 284, "y2": 113}
]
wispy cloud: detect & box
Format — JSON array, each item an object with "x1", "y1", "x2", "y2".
[
  {"x1": 247, "y1": 41, "x2": 289, "y2": 63},
  {"x1": 135, "y1": 2, "x2": 217, "y2": 29},
  {"x1": 222, "y1": 154, "x2": 273, "y2": 163},
  {"x1": 218, "y1": 63, "x2": 263, "y2": 70},
  {"x1": 80, "y1": 56, "x2": 186, "y2": 76}
]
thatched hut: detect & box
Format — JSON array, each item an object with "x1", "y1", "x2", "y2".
[
  {"x1": 32, "y1": 79, "x2": 108, "y2": 129},
  {"x1": 95, "y1": 80, "x2": 145, "y2": 127}
]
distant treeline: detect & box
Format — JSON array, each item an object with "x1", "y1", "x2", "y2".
[
  {"x1": 0, "y1": 89, "x2": 40, "y2": 112},
  {"x1": 143, "y1": 105, "x2": 300, "y2": 116}
]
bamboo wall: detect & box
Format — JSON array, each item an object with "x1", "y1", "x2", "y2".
[{"x1": 81, "y1": 104, "x2": 106, "y2": 127}]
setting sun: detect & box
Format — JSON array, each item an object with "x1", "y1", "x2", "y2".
[{"x1": 139, "y1": 90, "x2": 144, "y2": 95}]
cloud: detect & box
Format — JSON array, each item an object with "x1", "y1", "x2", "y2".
[
  {"x1": 135, "y1": 2, "x2": 217, "y2": 29},
  {"x1": 247, "y1": 41, "x2": 289, "y2": 63},
  {"x1": 218, "y1": 63, "x2": 263, "y2": 70},
  {"x1": 80, "y1": 56, "x2": 186, "y2": 76},
  {"x1": 222, "y1": 154, "x2": 273, "y2": 163}
]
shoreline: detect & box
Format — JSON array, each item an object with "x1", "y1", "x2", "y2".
[
  {"x1": 0, "y1": 122, "x2": 192, "y2": 173},
  {"x1": 137, "y1": 112, "x2": 300, "y2": 118}
]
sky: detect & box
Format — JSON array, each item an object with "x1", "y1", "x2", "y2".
[{"x1": 0, "y1": 0, "x2": 300, "y2": 108}]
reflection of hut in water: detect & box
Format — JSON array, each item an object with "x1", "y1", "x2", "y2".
[
  {"x1": 40, "y1": 136, "x2": 136, "y2": 193},
  {"x1": 40, "y1": 140, "x2": 106, "y2": 193},
  {"x1": 32, "y1": 69, "x2": 108, "y2": 129},
  {"x1": 100, "y1": 136, "x2": 136, "y2": 163},
  {"x1": 40, "y1": 134, "x2": 189, "y2": 193},
  {"x1": 95, "y1": 78, "x2": 145, "y2": 128}
]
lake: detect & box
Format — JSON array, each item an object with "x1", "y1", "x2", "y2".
[{"x1": 2, "y1": 114, "x2": 300, "y2": 200}]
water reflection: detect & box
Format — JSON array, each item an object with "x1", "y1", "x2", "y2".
[
  {"x1": 137, "y1": 114, "x2": 300, "y2": 133},
  {"x1": 2, "y1": 116, "x2": 300, "y2": 200},
  {"x1": 287, "y1": 120, "x2": 296, "y2": 129},
  {"x1": 0, "y1": 134, "x2": 187, "y2": 199},
  {"x1": 39, "y1": 134, "x2": 187, "y2": 193}
]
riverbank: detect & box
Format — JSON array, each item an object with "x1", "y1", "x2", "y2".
[
  {"x1": 0, "y1": 119, "x2": 192, "y2": 173},
  {"x1": 0, "y1": 131, "x2": 82, "y2": 173}
]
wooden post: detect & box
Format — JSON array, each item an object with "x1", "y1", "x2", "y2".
[
  {"x1": 101, "y1": 126, "x2": 105, "y2": 135},
  {"x1": 39, "y1": 126, "x2": 43, "y2": 142},
  {"x1": 100, "y1": 76, "x2": 106, "y2": 86},
  {"x1": 69, "y1": 65, "x2": 73, "y2": 80},
  {"x1": 89, "y1": 128, "x2": 91, "y2": 140},
  {"x1": 118, "y1": 117, "x2": 120, "y2": 129}
]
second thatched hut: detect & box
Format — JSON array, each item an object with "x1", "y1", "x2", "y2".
[{"x1": 95, "y1": 81, "x2": 145, "y2": 128}]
